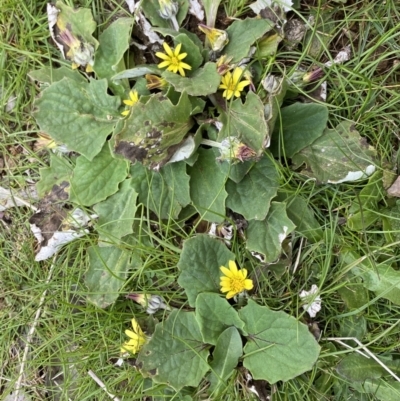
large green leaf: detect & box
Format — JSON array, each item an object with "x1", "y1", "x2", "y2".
[
  {"x1": 337, "y1": 354, "x2": 384, "y2": 382},
  {"x1": 177, "y1": 235, "x2": 235, "y2": 306},
  {"x1": 270, "y1": 103, "x2": 328, "y2": 158},
  {"x1": 343, "y1": 251, "x2": 400, "y2": 305},
  {"x1": 93, "y1": 18, "x2": 134, "y2": 96},
  {"x1": 353, "y1": 379, "x2": 400, "y2": 401},
  {"x1": 195, "y1": 293, "x2": 246, "y2": 345},
  {"x1": 218, "y1": 92, "x2": 269, "y2": 156},
  {"x1": 137, "y1": 310, "x2": 210, "y2": 391},
  {"x1": 130, "y1": 161, "x2": 190, "y2": 219},
  {"x1": 275, "y1": 192, "x2": 323, "y2": 242},
  {"x1": 240, "y1": 300, "x2": 320, "y2": 383},
  {"x1": 36, "y1": 153, "x2": 74, "y2": 197},
  {"x1": 114, "y1": 91, "x2": 194, "y2": 170},
  {"x1": 28, "y1": 66, "x2": 87, "y2": 86},
  {"x1": 93, "y1": 178, "x2": 138, "y2": 244},
  {"x1": 70, "y1": 144, "x2": 128, "y2": 206},
  {"x1": 188, "y1": 148, "x2": 228, "y2": 223},
  {"x1": 208, "y1": 327, "x2": 243, "y2": 394},
  {"x1": 223, "y1": 18, "x2": 274, "y2": 63},
  {"x1": 86, "y1": 245, "x2": 140, "y2": 308},
  {"x1": 34, "y1": 78, "x2": 120, "y2": 161},
  {"x1": 246, "y1": 202, "x2": 296, "y2": 262},
  {"x1": 226, "y1": 155, "x2": 279, "y2": 220},
  {"x1": 292, "y1": 122, "x2": 377, "y2": 184},
  {"x1": 162, "y1": 63, "x2": 221, "y2": 96}
]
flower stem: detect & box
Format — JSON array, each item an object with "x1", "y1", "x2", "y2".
[
  {"x1": 170, "y1": 15, "x2": 179, "y2": 31},
  {"x1": 201, "y1": 139, "x2": 222, "y2": 148}
]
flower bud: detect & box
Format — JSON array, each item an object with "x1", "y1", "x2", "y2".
[
  {"x1": 126, "y1": 293, "x2": 170, "y2": 314},
  {"x1": 145, "y1": 74, "x2": 168, "y2": 90},
  {"x1": 217, "y1": 137, "x2": 257, "y2": 163},
  {"x1": 198, "y1": 24, "x2": 229, "y2": 52},
  {"x1": 262, "y1": 74, "x2": 282, "y2": 94},
  {"x1": 158, "y1": 0, "x2": 178, "y2": 19}
]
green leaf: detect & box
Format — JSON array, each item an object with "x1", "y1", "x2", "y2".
[
  {"x1": 226, "y1": 155, "x2": 279, "y2": 220},
  {"x1": 86, "y1": 245, "x2": 140, "y2": 308},
  {"x1": 246, "y1": 202, "x2": 296, "y2": 262},
  {"x1": 354, "y1": 379, "x2": 400, "y2": 401},
  {"x1": 275, "y1": 192, "x2": 323, "y2": 242},
  {"x1": 114, "y1": 91, "x2": 194, "y2": 170},
  {"x1": 195, "y1": 293, "x2": 246, "y2": 345},
  {"x1": 208, "y1": 327, "x2": 243, "y2": 394},
  {"x1": 218, "y1": 92, "x2": 269, "y2": 156},
  {"x1": 173, "y1": 33, "x2": 203, "y2": 73},
  {"x1": 339, "y1": 315, "x2": 367, "y2": 340},
  {"x1": 187, "y1": 148, "x2": 228, "y2": 223},
  {"x1": 240, "y1": 300, "x2": 320, "y2": 383},
  {"x1": 36, "y1": 153, "x2": 73, "y2": 197},
  {"x1": 162, "y1": 63, "x2": 221, "y2": 96},
  {"x1": 93, "y1": 178, "x2": 138, "y2": 244},
  {"x1": 28, "y1": 66, "x2": 87, "y2": 86},
  {"x1": 337, "y1": 354, "x2": 385, "y2": 382},
  {"x1": 34, "y1": 78, "x2": 120, "y2": 161},
  {"x1": 137, "y1": 310, "x2": 210, "y2": 391},
  {"x1": 343, "y1": 251, "x2": 400, "y2": 305},
  {"x1": 292, "y1": 122, "x2": 377, "y2": 184},
  {"x1": 223, "y1": 18, "x2": 274, "y2": 63},
  {"x1": 177, "y1": 235, "x2": 235, "y2": 306},
  {"x1": 130, "y1": 161, "x2": 190, "y2": 219},
  {"x1": 347, "y1": 171, "x2": 384, "y2": 231},
  {"x1": 201, "y1": 0, "x2": 222, "y2": 27},
  {"x1": 270, "y1": 103, "x2": 329, "y2": 158},
  {"x1": 112, "y1": 65, "x2": 161, "y2": 80},
  {"x1": 70, "y1": 144, "x2": 128, "y2": 206},
  {"x1": 337, "y1": 276, "x2": 370, "y2": 310},
  {"x1": 217, "y1": 158, "x2": 255, "y2": 184},
  {"x1": 141, "y1": 0, "x2": 189, "y2": 28},
  {"x1": 93, "y1": 18, "x2": 134, "y2": 96}
]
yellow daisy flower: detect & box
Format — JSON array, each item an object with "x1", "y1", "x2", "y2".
[
  {"x1": 220, "y1": 260, "x2": 254, "y2": 299},
  {"x1": 120, "y1": 318, "x2": 147, "y2": 355},
  {"x1": 156, "y1": 42, "x2": 192, "y2": 77},
  {"x1": 121, "y1": 90, "x2": 139, "y2": 117},
  {"x1": 219, "y1": 67, "x2": 251, "y2": 100}
]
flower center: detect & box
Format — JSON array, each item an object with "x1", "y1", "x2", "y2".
[
  {"x1": 227, "y1": 79, "x2": 237, "y2": 91},
  {"x1": 230, "y1": 277, "x2": 245, "y2": 293},
  {"x1": 171, "y1": 56, "x2": 180, "y2": 66}
]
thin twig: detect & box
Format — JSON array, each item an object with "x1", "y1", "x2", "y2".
[
  {"x1": 14, "y1": 256, "x2": 57, "y2": 400},
  {"x1": 88, "y1": 370, "x2": 121, "y2": 401},
  {"x1": 327, "y1": 337, "x2": 400, "y2": 382}
]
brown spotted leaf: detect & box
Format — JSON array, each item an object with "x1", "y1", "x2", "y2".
[{"x1": 113, "y1": 92, "x2": 194, "y2": 170}]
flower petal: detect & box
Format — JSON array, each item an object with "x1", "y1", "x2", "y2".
[
  {"x1": 121, "y1": 110, "x2": 129, "y2": 116},
  {"x1": 174, "y1": 43, "x2": 182, "y2": 56},
  {"x1": 156, "y1": 52, "x2": 170, "y2": 60},
  {"x1": 158, "y1": 60, "x2": 171, "y2": 69},
  {"x1": 179, "y1": 61, "x2": 192, "y2": 70},
  {"x1": 163, "y1": 42, "x2": 174, "y2": 57},
  {"x1": 232, "y1": 67, "x2": 243, "y2": 82},
  {"x1": 220, "y1": 266, "x2": 234, "y2": 278},
  {"x1": 226, "y1": 290, "x2": 236, "y2": 299},
  {"x1": 244, "y1": 279, "x2": 254, "y2": 290},
  {"x1": 177, "y1": 52, "x2": 187, "y2": 60},
  {"x1": 228, "y1": 260, "x2": 238, "y2": 273}
]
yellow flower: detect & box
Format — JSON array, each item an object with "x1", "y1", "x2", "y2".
[
  {"x1": 220, "y1": 260, "x2": 253, "y2": 299},
  {"x1": 121, "y1": 90, "x2": 139, "y2": 117},
  {"x1": 219, "y1": 67, "x2": 251, "y2": 100},
  {"x1": 156, "y1": 42, "x2": 192, "y2": 77},
  {"x1": 120, "y1": 318, "x2": 147, "y2": 355},
  {"x1": 198, "y1": 24, "x2": 229, "y2": 52}
]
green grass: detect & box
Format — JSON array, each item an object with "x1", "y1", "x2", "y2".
[{"x1": 1, "y1": 0, "x2": 400, "y2": 400}]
